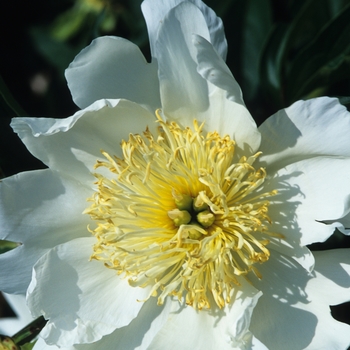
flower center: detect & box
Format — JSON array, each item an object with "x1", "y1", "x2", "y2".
[{"x1": 85, "y1": 110, "x2": 280, "y2": 310}]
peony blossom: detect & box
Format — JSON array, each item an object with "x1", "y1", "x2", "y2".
[{"x1": 1, "y1": 0, "x2": 350, "y2": 349}]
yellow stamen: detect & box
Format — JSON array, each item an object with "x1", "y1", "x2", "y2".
[{"x1": 85, "y1": 110, "x2": 281, "y2": 310}]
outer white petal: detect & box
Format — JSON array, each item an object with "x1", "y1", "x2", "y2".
[
  {"x1": 141, "y1": 0, "x2": 227, "y2": 60},
  {"x1": 249, "y1": 250, "x2": 350, "y2": 350},
  {"x1": 155, "y1": 3, "x2": 260, "y2": 157},
  {"x1": 0, "y1": 293, "x2": 33, "y2": 336},
  {"x1": 33, "y1": 338, "x2": 61, "y2": 350},
  {"x1": 333, "y1": 208, "x2": 350, "y2": 234},
  {"x1": 193, "y1": 34, "x2": 261, "y2": 154},
  {"x1": 65, "y1": 37, "x2": 161, "y2": 111},
  {"x1": 262, "y1": 157, "x2": 350, "y2": 247},
  {"x1": 259, "y1": 97, "x2": 350, "y2": 172},
  {"x1": 156, "y1": 2, "x2": 211, "y2": 122},
  {"x1": 148, "y1": 280, "x2": 263, "y2": 350},
  {"x1": 194, "y1": 34, "x2": 245, "y2": 106},
  {"x1": 11, "y1": 99, "x2": 157, "y2": 186},
  {"x1": 34, "y1": 297, "x2": 171, "y2": 350},
  {"x1": 27, "y1": 237, "x2": 151, "y2": 347},
  {"x1": 0, "y1": 169, "x2": 91, "y2": 294}
]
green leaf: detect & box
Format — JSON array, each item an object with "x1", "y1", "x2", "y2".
[
  {"x1": 259, "y1": 23, "x2": 289, "y2": 108},
  {"x1": 12, "y1": 317, "x2": 47, "y2": 347},
  {"x1": 0, "y1": 76, "x2": 26, "y2": 117},
  {"x1": 286, "y1": 4, "x2": 350, "y2": 102},
  {"x1": 337, "y1": 96, "x2": 350, "y2": 109},
  {"x1": 50, "y1": 6, "x2": 92, "y2": 41},
  {"x1": 20, "y1": 342, "x2": 36, "y2": 350},
  {"x1": 259, "y1": 0, "x2": 350, "y2": 108},
  {"x1": 0, "y1": 240, "x2": 19, "y2": 254},
  {"x1": 240, "y1": 0, "x2": 273, "y2": 101},
  {"x1": 30, "y1": 27, "x2": 86, "y2": 74}
]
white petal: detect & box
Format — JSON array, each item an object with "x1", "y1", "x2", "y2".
[
  {"x1": 194, "y1": 34, "x2": 245, "y2": 105},
  {"x1": 27, "y1": 237, "x2": 151, "y2": 347},
  {"x1": 33, "y1": 298, "x2": 170, "y2": 350},
  {"x1": 33, "y1": 337, "x2": 62, "y2": 350},
  {"x1": 333, "y1": 207, "x2": 350, "y2": 234},
  {"x1": 34, "y1": 290, "x2": 266, "y2": 350},
  {"x1": 71, "y1": 297, "x2": 172, "y2": 350},
  {"x1": 0, "y1": 169, "x2": 91, "y2": 294},
  {"x1": 250, "y1": 250, "x2": 350, "y2": 350},
  {"x1": 141, "y1": 0, "x2": 227, "y2": 60},
  {"x1": 11, "y1": 99, "x2": 156, "y2": 185},
  {"x1": 148, "y1": 280, "x2": 262, "y2": 349},
  {"x1": 263, "y1": 157, "x2": 350, "y2": 247},
  {"x1": 65, "y1": 36, "x2": 160, "y2": 111},
  {"x1": 311, "y1": 249, "x2": 350, "y2": 305},
  {"x1": 259, "y1": 97, "x2": 350, "y2": 172},
  {"x1": 193, "y1": 34, "x2": 261, "y2": 154},
  {"x1": 0, "y1": 293, "x2": 33, "y2": 336},
  {"x1": 156, "y1": 2, "x2": 211, "y2": 122}
]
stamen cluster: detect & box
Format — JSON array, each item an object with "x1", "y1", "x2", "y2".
[{"x1": 85, "y1": 111, "x2": 279, "y2": 309}]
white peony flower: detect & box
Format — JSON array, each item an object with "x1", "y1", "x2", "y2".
[{"x1": 1, "y1": 0, "x2": 350, "y2": 349}]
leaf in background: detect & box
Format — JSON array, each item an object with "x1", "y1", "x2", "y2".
[
  {"x1": 286, "y1": 3, "x2": 350, "y2": 103},
  {"x1": 0, "y1": 240, "x2": 19, "y2": 255},
  {"x1": 337, "y1": 96, "x2": 350, "y2": 109},
  {"x1": 0, "y1": 76, "x2": 26, "y2": 118},
  {"x1": 260, "y1": 0, "x2": 331, "y2": 108},
  {"x1": 240, "y1": 0, "x2": 273, "y2": 102},
  {"x1": 49, "y1": 5, "x2": 96, "y2": 42},
  {"x1": 30, "y1": 25, "x2": 93, "y2": 76},
  {"x1": 20, "y1": 342, "x2": 36, "y2": 350},
  {"x1": 259, "y1": 0, "x2": 350, "y2": 108},
  {"x1": 259, "y1": 22, "x2": 289, "y2": 109}
]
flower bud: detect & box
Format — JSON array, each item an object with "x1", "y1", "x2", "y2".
[
  {"x1": 168, "y1": 209, "x2": 191, "y2": 226},
  {"x1": 172, "y1": 189, "x2": 193, "y2": 211},
  {"x1": 192, "y1": 194, "x2": 208, "y2": 212},
  {"x1": 197, "y1": 210, "x2": 215, "y2": 228}
]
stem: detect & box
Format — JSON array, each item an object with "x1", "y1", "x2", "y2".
[{"x1": 11, "y1": 316, "x2": 47, "y2": 346}]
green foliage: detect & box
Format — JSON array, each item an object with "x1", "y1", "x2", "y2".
[
  {"x1": 259, "y1": 0, "x2": 350, "y2": 109},
  {"x1": 0, "y1": 240, "x2": 19, "y2": 255},
  {"x1": 20, "y1": 342, "x2": 36, "y2": 350},
  {"x1": 0, "y1": 76, "x2": 26, "y2": 118}
]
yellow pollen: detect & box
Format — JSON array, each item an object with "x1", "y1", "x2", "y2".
[{"x1": 85, "y1": 110, "x2": 281, "y2": 310}]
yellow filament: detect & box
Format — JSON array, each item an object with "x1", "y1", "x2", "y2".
[{"x1": 85, "y1": 110, "x2": 281, "y2": 310}]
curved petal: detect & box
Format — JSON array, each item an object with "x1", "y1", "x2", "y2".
[
  {"x1": 11, "y1": 99, "x2": 157, "y2": 186},
  {"x1": 249, "y1": 250, "x2": 350, "y2": 350},
  {"x1": 258, "y1": 97, "x2": 350, "y2": 172},
  {"x1": 193, "y1": 34, "x2": 261, "y2": 154},
  {"x1": 311, "y1": 249, "x2": 350, "y2": 305},
  {"x1": 27, "y1": 237, "x2": 151, "y2": 347},
  {"x1": 33, "y1": 298, "x2": 171, "y2": 350},
  {"x1": 261, "y1": 156, "x2": 350, "y2": 248},
  {"x1": 332, "y1": 205, "x2": 350, "y2": 234},
  {"x1": 194, "y1": 34, "x2": 245, "y2": 106},
  {"x1": 65, "y1": 36, "x2": 161, "y2": 111},
  {"x1": 33, "y1": 338, "x2": 61, "y2": 350},
  {"x1": 148, "y1": 280, "x2": 262, "y2": 349},
  {"x1": 156, "y1": 2, "x2": 211, "y2": 122},
  {"x1": 0, "y1": 169, "x2": 91, "y2": 294},
  {"x1": 141, "y1": 0, "x2": 227, "y2": 60},
  {"x1": 72, "y1": 297, "x2": 172, "y2": 350}
]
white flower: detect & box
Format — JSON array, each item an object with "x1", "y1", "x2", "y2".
[{"x1": 1, "y1": 0, "x2": 350, "y2": 349}]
